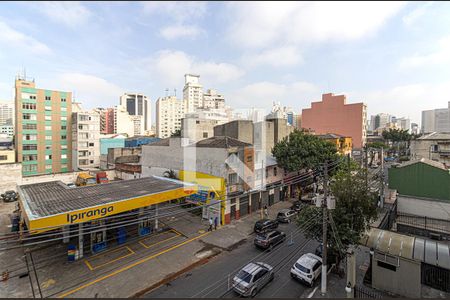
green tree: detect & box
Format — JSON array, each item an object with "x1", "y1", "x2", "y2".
[
  {"x1": 163, "y1": 169, "x2": 178, "y2": 179},
  {"x1": 296, "y1": 164, "x2": 378, "y2": 266},
  {"x1": 366, "y1": 141, "x2": 388, "y2": 149},
  {"x1": 170, "y1": 129, "x2": 181, "y2": 137},
  {"x1": 272, "y1": 129, "x2": 340, "y2": 172}
]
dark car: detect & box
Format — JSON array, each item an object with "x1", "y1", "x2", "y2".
[
  {"x1": 276, "y1": 209, "x2": 298, "y2": 223},
  {"x1": 1, "y1": 190, "x2": 18, "y2": 202},
  {"x1": 254, "y1": 219, "x2": 278, "y2": 233},
  {"x1": 254, "y1": 230, "x2": 286, "y2": 250},
  {"x1": 290, "y1": 201, "x2": 306, "y2": 212}
]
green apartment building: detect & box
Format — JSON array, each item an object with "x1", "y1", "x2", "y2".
[{"x1": 15, "y1": 78, "x2": 72, "y2": 176}]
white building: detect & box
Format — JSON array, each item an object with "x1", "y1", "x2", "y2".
[
  {"x1": 71, "y1": 110, "x2": 101, "y2": 170},
  {"x1": 156, "y1": 96, "x2": 184, "y2": 138},
  {"x1": 183, "y1": 74, "x2": 203, "y2": 113},
  {"x1": 114, "y1": 105, "x2": 142, "y2": 137},
  {"x1": 0, "y1": 125, "x2": 13, "y2": 137},
  {"x1": 0, "y1": 101, "x2": 13, "y2": 126},
  {"x1": 181, "y1": 116, "x2": 219, "y2": 142},
  {"x1": 203, "y1": 89, "x2": 225, "y2": 109},
  {"x1": 119, "y1": 93, "x2": 151, "y2": 132},
  {"x1": 395, "y1": 117, "x2": 411, "y2": 132},
  {"x1": 421, "y1": 103, "x2": 450, "y2": 134}
]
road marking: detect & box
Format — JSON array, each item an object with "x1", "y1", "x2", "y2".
[
  {"x1": 57, "y1": 232, "x2": 210, "y2": 298},
  {"x1": 307, "y1": 286, "x2": 319, "y2": 298},
  {"x1": 139, "y1": 234, "x2": 181, "y2": 249},
  {"x1": 84, "y1": 246, "x2": 135, "y2": 271}
]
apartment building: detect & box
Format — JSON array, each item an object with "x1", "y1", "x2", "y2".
[
  {"x1": 95, "y1": 107, "x2": 115, "y2": 134},
  {"x1": 0, "y1": 125, "x2": 13, "y2": 137},
  {"x1": 421, "y1": 102, "x2": 450, "y2": 134},
  {"x1": 120, "y1": 93, "x2": 151, "y2": 131},
  {"x1": 114, "y1": 105, "x2": 142, "y2": 137},
  {"x1": 183, "y1": 74, "x2": 203, "y2": 113},
  {"x1": 72, "y1": 110, "x2": 100, "y2": 170},
  {"x1": 0, "y1": 101, "x2": 13, "y2": 126},
  {"x1": 156, "y1": 96, "x2": 184, "y2": 138},
  {"x1": 203, "y1": 89, "x2": 225, "y2": 109},
  {"x1": 15, "y1": 78, "x2": 72, "y2": 176},
  {"x1": 301, "y1": 93, "x2": 367, "y2": 148}
]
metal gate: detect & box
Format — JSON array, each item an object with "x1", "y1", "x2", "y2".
[
  {"x1": 239, "y1": 196, "x2": 249, "y2": 217},
  {"x1": 421, "y1": 263, "x2": 450, "y2": 292},
  {"x1": 250, "y1": 193, "x2": 260, "y2": 212},
  {"x1": 354, "y1": 285, "x2": 383, "y2": 298}
]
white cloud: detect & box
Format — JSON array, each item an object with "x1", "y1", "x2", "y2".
[
  {"x1": 351, "y1": 81, "x2": 450, "y2": 126},
  {"x1": 243, "y1": 46, "x2": 303, "y2": 68},
  {"x1": 160, "y1": 25, "x2": 204, "y2": 40},
  {"x1": 0, "y1": 21, "x2": 51, "y2": 55},
  {"x1": 56, "y1": 73, "x2": 123, "y2": 109},
  {"x1": 228, "y1": 81, "x2": 319, "y2": 110},
  {"x1": 226, "y1": 2, "x2": 406, "y2": 49},
  {"x1": 402, "y1": 2, "x2": 433, "y2": 26},
  {"x1": 400, "y1": 36, "x2": 450, "y2": 68},
  {"x1": 147, "y1": 50, "x2": 244, "y2": 87},
  {"x1": 35, "y1": 2, "x2": 92, "y2": 27},
  {"x1": 142, "y1": 1, "x2": 207, "y2": 22}
]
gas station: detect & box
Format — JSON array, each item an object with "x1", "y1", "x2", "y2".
[{"x1": 17, "y1": 176, "x2": 197, "y2": 259}]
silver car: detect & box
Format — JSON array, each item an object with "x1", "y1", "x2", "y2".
[{"x1": 232, "y1": 262, "x2": 274, "y2": 297}]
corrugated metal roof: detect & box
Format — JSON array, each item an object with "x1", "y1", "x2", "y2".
[
  {"x1": 417, "y1": 132, "x2": 450, "y2": 140},
  {"x1": 394, "y1": 158, "x2": 448, "y2": 171},
  {"x1": 363, "y1": 228, "x2": 450, "y2": 270}
]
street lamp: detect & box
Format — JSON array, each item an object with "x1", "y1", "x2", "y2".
[{"x1": 345, "y1": 282, "x2": 352, "y2": 298}]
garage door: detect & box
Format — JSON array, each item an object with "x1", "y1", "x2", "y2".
[
  {"x1": 251, "y1": 192, "x2": 260, "y2": 212},
  {"x1": 239, "y1": 196, "x2": 249, "y2": 217}
]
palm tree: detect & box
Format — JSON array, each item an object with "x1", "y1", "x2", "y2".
[{"x1": 163, "y1": 169, "x2": 178, "y2": 179}]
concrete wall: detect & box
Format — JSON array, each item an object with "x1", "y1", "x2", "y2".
[
  {"x1": 0, "y1": 149, "x2": 15, "y2": 164},
  {"x1": 398, "y1": 195, "x2": 450, "y2": 220},
  {"x1": 372, "y1": 254, "x2": 421, "y2": 298},
  {"x1": 181, "y1": 117, "x2": 218, "y2": 142},
  {"x1": 411, "y1": 139, "x2": 450, "y2": 166}
]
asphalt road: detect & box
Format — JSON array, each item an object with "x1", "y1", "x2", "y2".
[{"x1": 145, "y1": 222, "x2": 320, "y2": 298}]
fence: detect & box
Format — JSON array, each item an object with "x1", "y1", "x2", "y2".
[
  {"x1": 396, "y1": 213, "x2": 450, "y2": 235},
  {"x1": 354, "y1": 285, "x2": 384, "y2": 298},
  {"x1": 421, "y1": 262, "x2": 450, "y2": 292},
  {"x1": 378, "y1": 199, "x2": 397, "y2": 230}
]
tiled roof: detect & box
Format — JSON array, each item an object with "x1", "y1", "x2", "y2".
[
  {"x1": 191, "y1": 136, "x2": 251, "y2": 148},
  {"x1": 417, "y1": 132, "x2": 450, "y2": 140}
]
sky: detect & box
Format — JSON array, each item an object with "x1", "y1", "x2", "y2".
[{"x1": 1, "y1": 1, "x2": 450, "y2": 126}]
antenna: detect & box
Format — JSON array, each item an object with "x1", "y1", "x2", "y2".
[
  {"x1": 174, "y1": 88, "x2": 177, "y2": 97},
  {"x1": 165, "y1": 88, "x2": 169, "y2": 97}
]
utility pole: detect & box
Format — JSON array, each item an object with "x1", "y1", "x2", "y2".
[
  {"x1": 364, "y1": 145, "x2": 368, "y2": 188},
  {"x1": 321, "y1": 161, "x2": 329, "y2": 296},
  {"x1": 380, "y1": 147, "x2": 385, "y2": 209},
  {"x1": 347, "y1": 153, "x2": 351, "y2": 171}
]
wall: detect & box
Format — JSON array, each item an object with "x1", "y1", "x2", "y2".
[
  {"x1": 411, "y1": 139, "x2": 450, "y2": 166},
  {"x1": 181, "y1": 118, "x2": 218, "y2": 142},
  {"x1": 389, "y1": 162, "x2": 450, "y2": 201},
  {"x1": 398, "y1": 195, "x2": 450, "y2": 220},
  {"x1": 372, "y1": 255, "x2": 421, "y2": 298},
  {"x1": 302, "y1": 93, "x2": 366, "y2": 148},
  {"x1": 100, "y1": 138, "x2": 125, "y2": 155},
  {"x1": 0, "y1": 150, "x2": 15, "y2": 164}
]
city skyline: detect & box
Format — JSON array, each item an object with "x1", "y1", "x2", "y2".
[{"x1": 1, "y1": 2, "x2": 450, "y2": 126}]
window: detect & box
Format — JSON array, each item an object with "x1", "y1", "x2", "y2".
[
  {"x1": 61, "y1": 125, "x2": 67, "y2": 130},
  {"x1": 45, "y1": 125, "x2": 52, "y2": 131},
  {"x1": 89, "y1": 143, "x2": 94, "y2": 147},
  {"x1": 377, "y1": 261, "x2": 397, "y2": 272},
  {"x1": 23, "y1": 124, "x2": 37, "y2": 130},
  {"x1": 45, "y1": 165, "x2": 52, "y2": 170},
  {"x1": 45, "y1": 155, "x2": 52, "y2": 160},
  {"x1": 61, "y1": 135, "x2": 67, "y2": 140},
  {"x1": 44, "y1": 105, "x2": 52, "y2": 111},
  {"x1": 90, "y1": 160, "x2": 94, "y2": 164},
  {"x1": 23, "y1": 154, "x2": 37, "y2": 161},
  {"x1": 23, "y1": 165, "x2": 37, "y2": 172},
  {"x1": 23, "y1": 134, "x2": 37, "y2": 141},
  {"x1": 203, "y1": 132, "x2": 208, "y2": 138},
  {"x1": 228, "y1": 173, "x2": 238, "y2": 184},
  {"x1": 274, "y1": 167, "x2": 277, "y2": 177},
  {"x1": 61, "y1": 107, "x2": 67, "y2": 112},
  {"x1": 61, "y1": 116, "x2": 67, "y2": 121},
  {"x1": 61, "y1": 145, "x2": 67, "y2": 150},
  {"x1": 45, "y1": 96, "x2": 51, "y2": 101},
  {"x1": 23, "y1": 113, "x2": 37, "y2": 121},
  {"x1": 61, "y1": 154, "x2": 67, "y2": 159},
  {"x1": 45, "y1": 115, "x2": 52, "y2": 121},
  {"x1": 61, "y1": 98, "x2": 66, "y2": 102},
  {"x1": 23, "y1": 145, "x2": 37, "y2": 151},
  {"x1": 22, "y1": 103, "x2": 36, "y2": 110},
  {"x1": 45, "y1": 145, "x2": 52, "y2": 150},
  {"x1": 0, "y1": 155, "x2": 7, "y2": 161},
  {"x1": 246, "y1": 155, "x2": 253, "y2": 163},
  {"x1": 45, "y1": 136, "x2": 52, "y2": 140},
  {"x1": 61, "y1": 164, "x2": 68, "y2": 169},
  {"x1": 30, "y1": 95, "x2": 36, "y2": 100}
]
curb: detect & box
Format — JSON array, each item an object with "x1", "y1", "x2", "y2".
[{"x1": 130, "y1": 250, "x2": 221, "y2": 298}]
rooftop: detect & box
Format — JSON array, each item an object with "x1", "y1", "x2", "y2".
[
  {"x1": 192, "y1": 136, "x2": 251, "y2": 148},
  {"x1": 394, "y1": 158, "x2": 448, "y2": 171},
  {"x1": 417, "y1": 132, "x2": 450, "y2": 140},
  {"x1": 317, "y1": 133, "x2": 348, "y2": 139}
]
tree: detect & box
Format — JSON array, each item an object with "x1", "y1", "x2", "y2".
[
  {"x1": 296, "y1": 164, "x2": 378, "y2": 267},
  {"x1": 163, "y1": 169, "x2": 178, "y2": 179},
  {"x1": 170, "y1": 129, "x2": 181, "y2": 137},
  {"x1": 272, "y1": 129, "x2": 340, "y2": 172},
  {"x1": 366, "y1": 142, "x2": 388, "y2": 149}
]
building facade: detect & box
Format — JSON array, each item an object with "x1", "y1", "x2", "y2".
[
  {"x1": 421, "y1": 102, "x2": 450, "y2": 134},
  {"x1": 301, "y1": 93, "x2": 367, "y2": 148},
  {"x1": 71, "y1": 110, "x2": 100, "y2": 170},
  {"x1": 15, "y1": 78, "x2": 72, "y2": 176},
  {"x1": 120, "y1": 93, "x2": 151, "y2": 132},
  {"x1": 203, "y1": 89, "x2": 225, "y2": 109},
  {"x1": 156, "y1": 95, "x2": 184, "y2": 138},
  {"x1": 96, "y1": 107, "x2": 115, "y2": 134},
  {"x1": 114, "y1": 105, "x2": 141, "y2": 137},
  {"x1": 183, "y1": 74, "x2": 203, "y2": 113},
  {"x1": 0, "y1": 101, "x2": 13, "y2": 126},
  {"x1": 181, "y1": 116, "x2": 219, "y2": 142},
  {"x1": 317, "y1": 133, "x2": 352, "y2": 156},
  {"x1": 0, "y1": 125, "x2": 13, "y2": 137},
  {"x1": 410, "y1": 132, "x2": 450, "y2": 166}
]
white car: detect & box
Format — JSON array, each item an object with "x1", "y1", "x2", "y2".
[
  {"x1": 290, "y1": 253, "x2": 322, "y2": 287},
  {"x1": 232, "y1": 262, "x2": 274, "y2": 297}
]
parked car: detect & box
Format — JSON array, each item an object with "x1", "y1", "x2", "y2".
[
  {"x1": 290, "y1": 201, "x2": 306, "y2": 212},
  {"x1": 66, "y1": 183, "x2": 76, "y2": 188},
  {"x1": 254, "y1": 219, "x2": 278, "y2": 233},
  {"x1": 384, "y1": 156, "x2": 396, "y2": 162},
  {"x1": 290, "y1": 253, "x2": 322, "y2": 287},
  {"x1": 232, "y1": 262, "x2": 274, "y2": 297},
  {"x1": 1, "y1": 190, "x2": 18, "y2": 202},
  {"x1": 276, "y1": 209, "x2": 298, "y2": 223},
  {"x1": 254, "y1": 230, "x2": 286, "y2": 250}
]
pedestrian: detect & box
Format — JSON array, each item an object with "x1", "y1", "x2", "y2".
[
  {"x1": 208, "y1": 217, "x2": 213, "y2": 232},
  {"x1": 214, "y1": 216, "x2": 218, "y2": 230},
  {"x1": 264, "y1": 205, "x2": 269, "y2": 218}
]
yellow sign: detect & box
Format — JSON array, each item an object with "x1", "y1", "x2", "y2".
[{"x1": 23, "y1": 185, "x2": 198, "y2": 232}]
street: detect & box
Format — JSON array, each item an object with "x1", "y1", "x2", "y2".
[{"x1": 145, "y1": 222, "x2": 320, "y2": 298}]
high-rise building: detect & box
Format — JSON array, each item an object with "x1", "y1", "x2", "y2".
[
  {"x1": 301, "y1": 93, "x2": 367, "y2": 148},
  {"x1": 95, "y1": 107, "x2": 115, "y2": 134},
  {"x1": 0, "y1": 101, "x2": 13, "y2": 126},
  {"x1": 72, "y1": 110, "x2": 100, "y2": 170},
  {"x1": 114, "y1": 105, "x2": 142, "y2": 137},
  {"x1": 15, "y1": 78, "x2": 72, "y2": 176},
  {"x1": 369, "y1": 113, "x2": 394, "y2": 131},
  {"x1": 156, "y1": 96, "x2": 184, "y2": 138},
  {"x1": 411, "y1": 123, "x2": 419, "y2": 135},
  {"x1": 183, "y1": 74, "x2": 203, "y2": 113},
  {"x1": 120, "y1": 93, "x2": 151, "y2": 131},
  {"x1": 395, "y1": 117, "x2": 411, "y2": 132},
  {"x1": 421, "y1": 102, "x2": 450, "y2": 133},
  {"x1": 203, "y1": 89, "x2": 225, "y2": 109}
]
